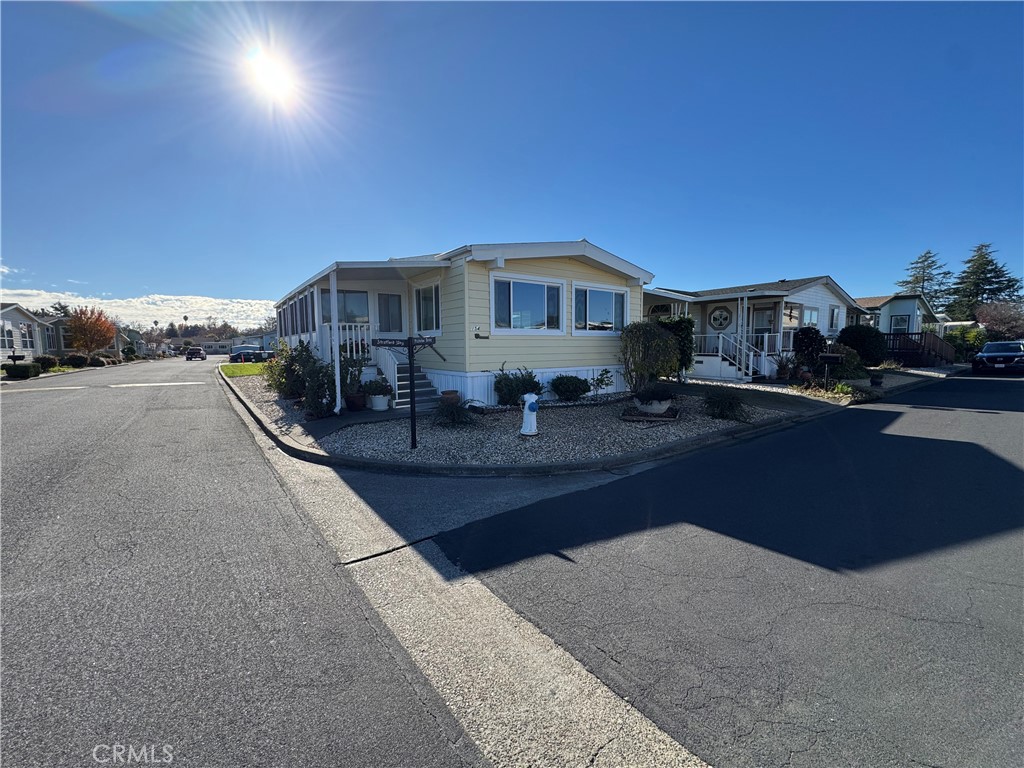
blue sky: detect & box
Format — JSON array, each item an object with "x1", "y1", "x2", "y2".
[{"x1": 2, "y1": 1, "x2": 1021, "y2": 325}]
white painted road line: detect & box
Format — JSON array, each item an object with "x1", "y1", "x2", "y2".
[
  {"x1": 0, "y1": 386, "x2": 87, "y2": 392},
  {"x1": 349, "y1": 542, "x2": 710, "y2": 768},
  {"x1": 108, "y1": 382, "x2": 206, "y2": 388}
]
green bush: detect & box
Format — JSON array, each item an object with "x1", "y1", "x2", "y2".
[
  {"x1": 35, "y1": 354, "x2": 59, "y2": 372},
  {"x1": 620, "y1": 321, "x2": 679, "y2": 393},
  {"x1": 63, "y1": 353, "x2": 88, "y2": 368},
  {"x1": 433, "y1": 397, "x2": 476, "y2": 427},
  {"x1": 549, "y1": 374, "x2": 591, "y2": 402},
  {"x1": 302, "y1": 359, "x2": 336, "y2": 419},
  {"x1": 122, "y1": 344, "x2": 137, "y2": 357},
  {"x1": 816, "y1": 342, "x2": 865, "y2": 380},
  {"x1": 837, "y1": 324, "x2": 888, "y2": 366},
  {"x1": 792, "y1": 327, "x2": 827, "y2": 369},
  {"x1": 3, "y1": 362, "x2": 42, "y2": 379},
  {"x1": 88, "y1": 356, "x2": 107, "y2": 367},
  {"x1": 493, "y1": 363, "x2": 543, "y2": 406},
  {"x1": 263, "y1": 340, "x2": 308, "y2": 399},
  {"x1": 877, "y1": 359, "x2": 904, "y2": 370},
  {"x1": 656, "y1": 315, "x2": 696, "y2": 375},
  {"x1": 704, "y1": 388, "x2": 749, "y2": 422}
]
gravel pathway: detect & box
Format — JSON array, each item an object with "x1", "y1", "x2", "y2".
[{"x1": 230, "y1": 375, "x2": 785, "y2": 466}]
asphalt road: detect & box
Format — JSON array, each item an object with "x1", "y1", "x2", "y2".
[
  {"x1": 436, "y1": 374, "x2": 1024, "y2": 768},
  {"x1": 1, "y1": 359, "x2": 485, "y2": 768}
]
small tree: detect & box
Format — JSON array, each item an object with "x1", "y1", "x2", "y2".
[
  {"x1": 792, "y1": 327, "x2": 826, "y2": 369},
  {"x1": 619, "y1": 321, "x2": 679, "y2": 393},
  {"x1": 975, "y1": 302, "x2": 1024, "y2": 341},
  {"x1": 657, "y1": 315, "x2": 695, "y2": 381},
  {"x1": 67, "y1": 306, "x2": 116, "y2": 356}
]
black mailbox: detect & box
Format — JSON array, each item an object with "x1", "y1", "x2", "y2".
[
  {"x1": 818, "y1": 353, "x2": 843, "y2": 365},
  {"x1": 6, "y1": 353, "x2": 25, "y2": 364}
]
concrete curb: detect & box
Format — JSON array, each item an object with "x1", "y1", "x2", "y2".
[{"x1": 219, "y1": 369, "x2": 949, "y2": 477}]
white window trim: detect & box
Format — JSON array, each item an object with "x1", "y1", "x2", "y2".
[
  {"x1": 802, "y1": 306, "x2": 820, "y2": 328},
  {"x1": 571, "y1": 280, "x2": 630, "y2": 336},
  {"x1": 412, "y1": 279, "x2": 442, "y2": 337},
  {"x1": 490, "y1": 271, "x2": 566, "y2": 336},
  {"x1": 828, "y1": 304, "x2": 841, "y2": 333}
]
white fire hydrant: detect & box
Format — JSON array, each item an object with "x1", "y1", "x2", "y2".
[{"x1": 520, "y1": 392, "x2": 539, "y2": 436}]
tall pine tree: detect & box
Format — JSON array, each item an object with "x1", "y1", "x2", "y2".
[
  {"x1": 946, "y1": 244, "x2": 1023, "y2": 320},
  {"x1": 895, "y1": 250, "x2": 953, "y2": 310}
]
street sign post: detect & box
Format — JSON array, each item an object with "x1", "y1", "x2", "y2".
[{"x1": 372, "y1": 336, "x2": 437, "y2": 449}]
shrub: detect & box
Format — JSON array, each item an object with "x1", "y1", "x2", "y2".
[
  {"x1": 816, "y1": 342, "x2": 864, "y2": 380},
  {"x1": 493, "y1": 363, "x2": 543, "y2": 406},
  {"x1": 302, "y1": 359, "x2": 336, "y2": 419},
  {"x1": 63, "y1": 353, "x2": 88, "y2": 368},
  {"x1": 4, "y1": 362, "x2": 42, "y2": 379},
  {"x1": 837, "y1": 324, "x2": 888, "y2": 366},
  {"x1": 704, "y1": 388, "x2": 749, "y2": 422},
  {"x1": 35, "y1": 354, "x2": 59, "y2": 372},
  {"x1": 549, "y1": 374, "x2": 591, "y2": 402},
  {"x1": 656, "y1": 315, "x2": 696, "y2": 376},
  {"x1": 360, "y1": 377, "x2": 393, "y2": 397},
  {"x1": 432, "y1": 398, "x2": 476, "y2": 427},
  {"x1": 635, "y1": 382, "x2": 675, "y2": 403},
  {"x1": 770, "y1": 351, "x2": 798, "y2": 380},
  {"x1": 831, "y1": 381, "x2": 855, "y2": 396},
  {"x1": 122, "y1": 344, "x2": 137, "y2": 357},
  {"x1": 877, "y1": 359, "x2": 904, "y2": 370},
  {"x1": 263, "y1": 340, "x2": 309, "y2": 399},
  {"x1": 590, "y1": 368, "x2": 614, "y2": 393},
  {"x1": 792, "y1": 327, "x2": 827, "y2": 369},
  {"x1": 88, "y1": 356, "x2": 107, "y2": 367},
  {"x1": 620, "y1": 321, "x2": 679, "y2": 393}
]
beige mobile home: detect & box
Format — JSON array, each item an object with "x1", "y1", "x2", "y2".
[{"x1": 275, "y1": 240, "x2": 654, "y2": 410}]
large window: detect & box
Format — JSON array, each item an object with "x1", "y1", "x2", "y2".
[
  {"x1": 20, "y1": 323, "x2": 35, "y2": 349},
  {"x1": 574, "y1": 285, "x2": 626, "y2": 333},
  {"x1": 378, "y1": 293, "x2": 402, "y2": 333},
  {"x1": 1, "y1": 323, "x2": 13, "y2": 350},
  {"x1": 45, "y1": 326, "x2": 57, "y2": 351},
  {"x1": 321, "y1": 289, "x2": 369, "y2": 325},
  {"x1": 493, "y1": 277, "x2": 562, "y2": 332},
  {"x1": 415, "y1": 284, "x2": 441, "y2": 333}
]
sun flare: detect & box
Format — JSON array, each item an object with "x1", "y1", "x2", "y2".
[{"x1": 244, "y1": 47, "x2": 298, "y2": 108}]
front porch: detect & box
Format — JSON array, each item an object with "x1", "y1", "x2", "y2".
[{"x1": 692, "y1": 330, "x2": 797, "y2": 381}]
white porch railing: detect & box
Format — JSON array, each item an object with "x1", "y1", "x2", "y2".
[
  {"x1": 695, "y1": 333, "x2": 768, "y2": 378},
  {"x1": 317, "y1": 323, "x2": 375, "y2": 365},
  {"x1": 377, "y1": 347, "x2": 400, "y2": 399}
]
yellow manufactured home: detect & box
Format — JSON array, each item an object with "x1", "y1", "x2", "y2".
[{"x1": 275, "y1": 240, "x2": 654, "y2": 409}]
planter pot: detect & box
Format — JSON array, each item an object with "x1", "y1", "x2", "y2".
[
  {"x1": 633, "y1": 397, "x2": 673, "y2": 415},
  {"x1": 368, "y1": 394, "x2": 390, "y2": 411},
  {"x1": 343, "y1": 393, "x2": 366, "y2": 411},
  {"x1": 440, "y1": 390, "x2": 460, "y2": 405},
  {"x1": 869, "y1": 374, "x2": 884, "y2": 388}
]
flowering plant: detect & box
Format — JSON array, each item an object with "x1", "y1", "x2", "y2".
[{"x1": 360, "y1": 376, "x2": 393, "y2": 397}]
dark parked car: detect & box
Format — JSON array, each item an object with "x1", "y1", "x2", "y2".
[
  {"x1": 971, "y1": 341, "x2": 1024, "y2": 375},
  {"x1": 185, "y1": 347, "x2": 207, "y2": 361}
]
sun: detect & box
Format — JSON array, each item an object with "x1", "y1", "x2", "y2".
[{"x1": 244, "y1": 46, "x2": 298, "y2": 108}]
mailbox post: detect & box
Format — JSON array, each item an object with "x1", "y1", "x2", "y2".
[
  {"x1": 817, "y1": 352, "x2": 843, "y2": 390},
  {"x1": 371, "y1": 336, "x2": 436, "y2": 449}
]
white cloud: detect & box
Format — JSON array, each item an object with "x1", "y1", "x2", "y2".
[
  {"x1": 0, "y1": 289, "x2": 277, "y2": 329},
  {"x1": 67, "y1": 279, "x2": 88, "y2": 285}
]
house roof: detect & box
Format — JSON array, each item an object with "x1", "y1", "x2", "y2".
[
  {"x1": 277, "y1": 239, "x2": 652, "y2": 306},
  {"x1": 655, "y1": 275, "x2": 859, "y2": 307},
  {"x1": 853, "y1": 294, "x2": 897, "y2": 310},
  {"x1": 1, "y1": 302, "x2": 51, "y2": 324},
  {"x1": 853, "y1": 293, "x2": 939, "y2": 323}
]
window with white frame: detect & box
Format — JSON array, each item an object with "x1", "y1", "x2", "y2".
[
  {"x1": 1, "y1": 323, "x2": 13, "y2": 350},
  {"x1": 20, "y1": 323, "x2": 35, "y2": 349},
  {"x1": 320, "y1": 289, "x2": 369, "y2": 325},
  {"x1": 828, "y1": 305, "x2": 841, "y2": 332},
  {"x1": 415, "y1": 283, "x2": 441, "y2": 333},
  {"x1": 492, "y1": 276, "x2": 562, "y2": 332},
  {"x1": 802, "y1": 307, "x2": 819, "y2": 327},
  {"x1": 574, "y1": 285, "x2": 627, "y2": 333},
  {"x1": 45, "y1": 326, "x2": 57, "y2": 351}
]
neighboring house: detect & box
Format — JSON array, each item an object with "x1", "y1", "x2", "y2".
[
  {"x1": 276, "y1": 240, "x2": 653, "y2": 409},
  {"x1": 0, "y1": 303, "x2": 48, "y2": 363},
  {"x1": 852, "y1": 293, "x2": 937, "y2": 334},
  {"x1": 199, "y1": 338, "x2": 232, "y2": 356},
  {"x1": 230, "y1": 333, "x2": 277, "y2": 350},
  {"x1": 38, "y1": 315, "x2": 128, "y2": 358},
  {"x1": 643, "y1": 276, "x2": 861, "y2": 380},
  {"x1": 853, "y1": 294, "x2": 955, "y2": 366}
]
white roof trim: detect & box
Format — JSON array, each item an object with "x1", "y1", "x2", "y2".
[
  {"x1": 277, "y1": 260, "x2": 450, "y2": 306},
  {"x1": 461, "y1": 240, "x2": 653, "y2": 284}
]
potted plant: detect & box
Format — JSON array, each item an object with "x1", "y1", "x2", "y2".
[
  {"x1": 869, "y1": 370, "x2": 885, "y2": 387},
  {"x1": 770, "y1": 351, "x2": 797, "y2": 381},
  {"x1": 633, "y1": 382, "x2": 675, "y2": 414},
  {"x1": 440, "y1": 389, "x2": 461, "y2": 405},
  {"x1": 340, "y1": 355, "x2": 367, "y2": 411},
  {"x1": 362, "y1": 376, "x2": 393, "y2": 411}
]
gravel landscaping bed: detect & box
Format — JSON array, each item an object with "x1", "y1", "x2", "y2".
[{"x1": 231, "y1": 374, "x2": 785, "y2": 466}]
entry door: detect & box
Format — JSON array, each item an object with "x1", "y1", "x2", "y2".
[
  {"x1": 375, "y1": 293, "x2": 405, "y2": 339},
  {"x1": 752, "y1": 309, "x2": 774, "y2": 334}
]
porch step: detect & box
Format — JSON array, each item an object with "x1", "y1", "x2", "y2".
[{"x1": 392, "y1": 367, "x2": 440, "y2": 410}]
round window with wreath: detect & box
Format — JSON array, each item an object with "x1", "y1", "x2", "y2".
[{"x1": 708, "y1": 306, "x2": 732, "y2": 330}]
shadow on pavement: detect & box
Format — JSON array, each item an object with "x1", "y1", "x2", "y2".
[{"x1": 433, "y1": 382, "x2": 1024, "y2": 577}]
